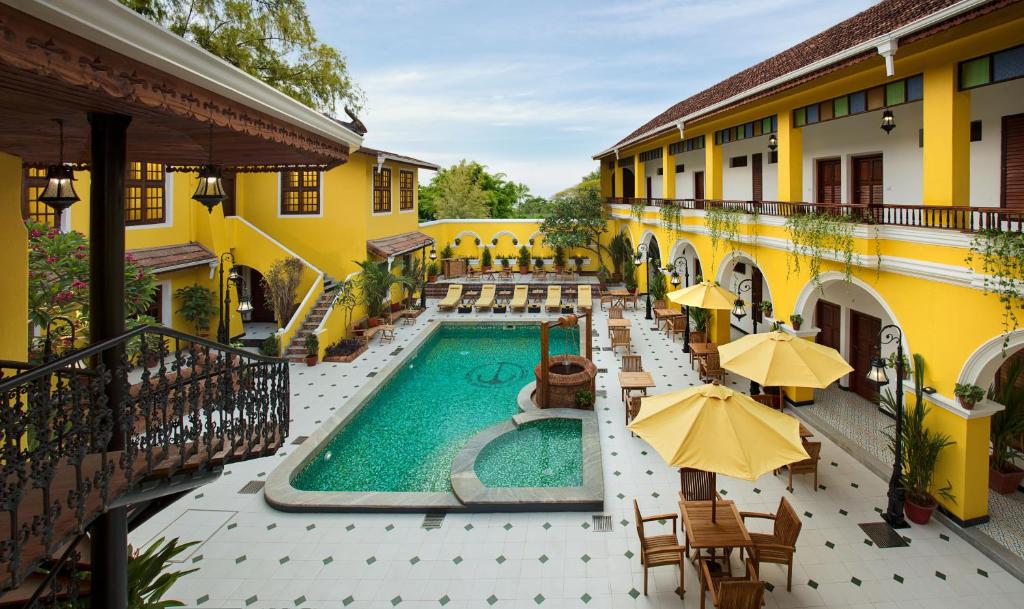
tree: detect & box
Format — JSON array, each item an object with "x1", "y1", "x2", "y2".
[
  {"x1": 419, "y1": 160, "x2": 543, "y2": 220},
  {"x1": 539, "y1": 184, "x2": 610, "y2": 271},
  {"x1": 430, "y1": 161, "x2": 490, "y2": 219},
  {"x1": 263, "y1": 257, "x2": 305, "y2": 327},
  {"x1": 120, "y1": 0, "x2": 363, "y2": 113},
  {"x1": 515, "y1": 195, "x2": 552, "y2": 218},
  {"x1": 552, "y1": 170, "x2": 600, "y2": 199}
]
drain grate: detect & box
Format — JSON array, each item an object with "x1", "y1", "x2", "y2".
[
  {"x1": 859, "y1": 522, "x2": 909, "y2": 548},
  {"x1": 290, "y1": 435, "x2": 308, "y2": 445},
  {"x1": 592, "y1": 515, "x2": 613, "y2": 532},
  {"x1": 422, "y1": 512, "x2": 445, "y2": 530},
  {"x1": 238, "y1": 481, "x2": 265, "y2": 495}
]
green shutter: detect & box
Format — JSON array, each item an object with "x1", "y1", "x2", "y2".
[
  {"x1": 885, "y1": 81, "x2": 906, "y2": 106},
  {"x1": 833, "y1": 96, "x2": 849, "y2": 117},
  {"x1": 959, "y1": 57, "x2": 990, "y2": 89},
  {"x1": 794, "y1": 108, "x2": 806, "y2": 127}
]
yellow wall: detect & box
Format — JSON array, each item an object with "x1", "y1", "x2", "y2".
[{"x1": 0, "y1": 153, "x2": 28, "y2": 362}]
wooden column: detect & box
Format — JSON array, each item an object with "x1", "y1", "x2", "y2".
[{"x1": 87, "y1": 112, "x2": 131, "y2": 609}]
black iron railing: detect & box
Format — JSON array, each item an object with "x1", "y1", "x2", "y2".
[
  {"x1": 606, "y1": 197, "x2": 1024, "y2": 233},
  {"x1": 0, "y1": 326, "x2": 290, "y2": 596}
]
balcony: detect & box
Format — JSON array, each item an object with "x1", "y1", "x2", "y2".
[
  {"x1": 606, "y1": 197, "x2": 1024, "y2": 233},
  {"x1": 0, "y1": 326, "x2": 290, "y2": 598}
]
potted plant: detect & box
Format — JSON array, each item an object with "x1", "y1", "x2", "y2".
[
  {"x1": 175, "y1": 283, "x2": 216, "y2": 338},
  {"x1": 518, "y1": 246, "x2": 532, "y2": 274},
  {"x1": 259, "y1": 335, "x2": 279, "y2": 357},
  {"x1": 688, "y1": 307, "x2": 710, "y2": 334},
  {"x1": 500, "y1": 256, "x2": 511, "y2": 271},
  {"x1": 427, "y1": 261, "x2": 439, "y2": 283},
  {"x1": 481, "y1": 246, "x2": 492, "y2": 271},
  {"x1": 441, "y1": 244, "x2": 454, "y2": 259},
  {"x1": 989, "y1": 361, "x2": 1024, "y2": 494},
  {"x1": 609, "y1": 233, "x2": 629, "y2": 282},
  {"x1": 623, "y1": 256, "x2": 638, "y2": 295},
  {"x1": 954, "y1": 383, "x2": 984, "y2": 410},
  {"x1": 574, "y1": 255, "x2": 585, "y2": 273},
  {"x1": 534, "y1": 257, "x2": 545, "y2": 273},
  {"x1": 575, "y1": 389, "x2": 594, "y2": 409},
  {"x1": 491, "y1": 238, "x2": 498, "y2": 246},
  {"x1": 356, "y1": 259, "x2": 410, "y2": 327},
  {"x1": 304, "y1": 333, "x2": 319, "y2": 366},
  {"x1": 649, "y1": 269, "x2": 668, "y2": 303},
  {"x1": 883, "y1": 354, "x2": 956, "y2": 524},
  {"x1": 759, "y1": 301, "x2": 773, "y2": 318},
  {"x1": 789, "y1": 314, "x2": 803, "y2": 331},
  {"x1": 553, "y1": 246, "x2": 566, "y2": 272},
  {"x1": 887, "y1": 352, "x2": 912, "y2": 379}
]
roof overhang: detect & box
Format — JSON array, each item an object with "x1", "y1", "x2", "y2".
[
  {"x1": 356, "y1": 147, "x2": 440, "y2": 171},
  {"x1": 593, "y1": 0, "x2": 993, "y2": 159},
  {"x1": 366, "y1": 231, "x2": 436, "y2": 259},
  {"x1": 128, "y1": 242, "x2": 217, "y2": 275}
]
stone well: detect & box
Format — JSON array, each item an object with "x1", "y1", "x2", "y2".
[{"x1": 533, "y1": 354, "x2": 598, "y2": 409}]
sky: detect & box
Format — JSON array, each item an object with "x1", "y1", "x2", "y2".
[{"x1": 307, "y1": 0, "x2": 877, "y2": 197}]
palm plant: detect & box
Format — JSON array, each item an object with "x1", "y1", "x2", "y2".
[
  {"x1": 400, "y1": 256, "x2": 426, "y2": 309},
  {"x1": 355, "y1": 259, "x2": 410, "y2": 320},
  {"x1": 649, "y1": 269, "x2": 668, "y2": 302},
  {"x1": 687, "y1": 306, "x2": 710, "y2": 333},
  {"x1": 609, "y1": 233, "x2": 630, "y2": 277},
  {"x1": 989, "y1": 359, "x2": 1024, "y2": 474},
  {"x1": 127, "y1": 537, "x2": 200, "y2": 609}
]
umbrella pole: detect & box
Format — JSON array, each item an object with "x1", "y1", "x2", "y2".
[{"x1": 711, "y1": 472, "x2": 717, "y2": 523}]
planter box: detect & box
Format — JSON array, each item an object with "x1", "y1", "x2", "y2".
[
  {"x1": 402, "y1": 308, "x2": 426, "y2": 320},
  {"x1": 990, "y1": 464, "x2": 1024, "y2": 494},
  {"x1": 323, "y1": 342, "x2": 367, "y2": 363},
  {"x1": 458, "y1": 306, "x2": 472, "y2": 314},
  {"x1": 493, "y1": 306, "x2": 507, "y2": 314}
]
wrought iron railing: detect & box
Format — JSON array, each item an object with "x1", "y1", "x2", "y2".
[
  {"x1": 0, "y1": 326, "x2": 290, "y2": 596},
  {"x1": 606, "y1": 197, "x2": 1024, "y2": 233}
]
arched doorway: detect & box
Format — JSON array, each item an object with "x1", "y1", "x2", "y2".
[
  {"x1": 715, "y1": 252, "x2": 772, "y2": 336},
  {"x1": 237, "y1": 265, "x2": 275, "y2": 324},
  {"x1": 622, "y1": 167, "x2": 635, "y2": 198},
  {"x1": 666, "y1": 238, "x2": 703, "y2": 290}
]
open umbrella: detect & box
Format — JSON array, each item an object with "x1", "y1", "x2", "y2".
[
  {"x1": 716, "y1": 330, "x2": 853, "y2": 394},
  {"x1": 627, "y1": 382, "x2": 808, "y2": 521},
  {"x1": 666, "y1": 280, "x2": 736, "y2": 310}
]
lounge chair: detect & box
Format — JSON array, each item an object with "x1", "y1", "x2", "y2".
[
  {"x1": 577, "y1": 285, "x2": 592, "y2": 311},
  {"x1": 475, "y1": 284, "x2": 496, "y2": 310},
  {"x1": 545, "y1": 285, "x2": 562, "y2": 312},
  {"x1": 437, "y1": 284, "x2": 462, "y2": 311},
  {"x1": 509, "y1": 285, "x2": 529, "y2": 312}
]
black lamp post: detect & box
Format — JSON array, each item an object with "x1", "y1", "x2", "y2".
[
  {"x1": 867, "y1": 324, "x2": 909, "y2": 529},
  {"x1": 731, "y1": 277, "x2": 761, "y2": 394},
  {"x1": 420, "y1": 244, "x2": 435, "y2": 309},
  {"x1": 634, "y1": 242, "x2": 658, "y2": 321},
  {"x1": 668, "y1": 255, "x2": 691, "y2": 354},
  {"x1": 217, "y1": 252, "x2": 252, "y2": 344}
]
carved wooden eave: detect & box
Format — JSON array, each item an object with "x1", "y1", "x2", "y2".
[{"x1": 0, "y1": 3, "x2": 352, "y2": 169}]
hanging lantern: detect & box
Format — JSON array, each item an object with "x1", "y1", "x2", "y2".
[
  {"x1": 767, "y1": 133, "x2": 778, "y2": 151},
  {"x1": 236, "y1": 293, "x2": 254, "y2": 313},
  {"x1": 731, "y1": 298, "x2": 747, "y2": 320},
  {"x1": 880, "y1": 109, "x2": 895, "y2": 134},
  {"x1": 429, "y1": 247, "x2": 437, "y2": 261},
  {"x1": 670, "y1": 270, "x2": 681, "y2": 287},
  {"x1": 192, "y1": 122, "x2": 226, "y2": 212},
  {"x1": 39, "y1": 119, "x2": 80, "y2": 222},
  {"x1": 866, "y1": 355, "x2": 890, "y2": 386}
]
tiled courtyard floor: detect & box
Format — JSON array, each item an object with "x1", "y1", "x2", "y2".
[{"x1": 131, "y1": 303, "x2": 1024, "y2": 608}]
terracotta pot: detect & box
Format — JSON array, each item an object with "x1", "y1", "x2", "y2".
[
  {"x1": 428, "y1": 274, "x2": 437, "y2": 283},
  {"x1": 367, "y1": 317, "x2": 381, "y2": 328},
  {"x1": 791, "y1": 320, "x2": 802, "y2": 330},
  {"x1": 519, "y1": 265, "x2": 530, "y2": 274},
  {"x1": 989, "y1": 464, "x2": 1024, "y2": 494},
  {"x1": 305, "y1": 355, "x2": 317, "y2": 367},
  {"x1": 958, "y1": 396, "x2": 976, "y2": 410},
  {"x1": 904, "y1": 496, "x2": 937, "y2": 524}
]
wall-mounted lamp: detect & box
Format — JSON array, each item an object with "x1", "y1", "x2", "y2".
[
  {"x1": 881, "y1": 109, "x2": 896, "y2": 134},
  {"x1": 767, "y1": 134, "x2": 778, "y2": 151}
]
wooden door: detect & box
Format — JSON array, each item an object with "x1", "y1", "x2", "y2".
[
  {"x1": 849, "y1": 310, "x2": 882, "y2": 402},
  {"x1": 646, "y1": 176, "x2": 652, "y2": 202},
  {"x1": 622, "y1": 168, "x2": 635, "y2": 199},
  {"x1": 751, "y1": 153, "x2": 763, "y2": 201},
  {"x1": 852, "y1": 154, "x2": 883, "y2": 207},
  {"x1": 249, "y1": 271, "x2": 275, "y2": 323},
  {"x1": 1002, "y1": 113, "x2": 1024, "y2": 209},
  {"x1": 752, "y1": 266, "x2": 763, "y2": 323},
  {"x1": 816, "y1": 158, "x2": 841, "y2": 204},
  {"x1": 694, "y1": 171, "x2": 705, "y2": 201},
  {"x1": 815, "y1": 300, "x2": 841, "y2": 351}
]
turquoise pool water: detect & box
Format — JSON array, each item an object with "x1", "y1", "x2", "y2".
[
  {"x1": 475, "y1": 419, "x2": 582, "y2": 488},
  {"x1": 292, "y1": 324, "x2": 580, "y2": 492}
]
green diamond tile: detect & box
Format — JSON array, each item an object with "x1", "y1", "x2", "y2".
[
  {"x1": 819, "y1": 485, "x2": 827, "y2": 490},
  {"x1": 366, "y1": 556, "x2": 376, "y2": 565},
  {"x1": 504, "y1": 523, "x2": 513, "y2": 531},
  {"x1": 839, "y1": 509, "x2": 848, "y2": 516},
  {"x1": 385, "y1": 524, "x2": 395, "y2": 532},
  {"x1": 616, "y1": 493, "x2": 625, "y2": 500},
  {"x1": 343, "y1": 596, "x2": 354, "y2": 606},
  {"x1": 936, "y1": 571, "x2": 946, "y2": 580},
  {"x1": 235, "y1": 555, "x2": 247, "y2": 564},
  {"x1": 893, "y1": 574, "x2": 904, "y2": 584},
  {"x1": 978, "y1": 568, "x2": 989, "y2": 577},
  {"x1": 939, "y1": 533, "x2": 950, "y2": 542},
  {"x1": 192, "y1": 555, "x2": 204, "y2": 563},
  {"x1": 831, "y1": 461, "x2": 838, "y2": 467},
  {"x1": 825, "y1": 541, "x2": 835, "y2": 549},
  {"x1": 266, "y1": 523, "x2": 277, "y2": 530},
  {"x1": 245, "y1": 595, "x2": 257, "y2": 606},
  {"x1": 764, "y1": 582, "x2": 775, "y2": 592},
  {"x1": 391, "y1": 595, "x2": 402, "y2": 606},
  {"x1": 194, "y1": 493, "x2": 204, "y2": 500},
  {"x1": 581, "y1": 593, "x2": 592, "y2": 604},
  {"x1": 580, "y1": 554, "x2": 591, "y2": 563},
  {"x1": 323, "y1": 556, "x2": 333, "y2": 565},
  {"x1": 753, "y1": 488, "x2": 761, "y2": 494},
  {"x1": 580, "y1": 522, "x2": 590, "y2": 529},
  {"x1": 628, "y1": 588, "x2": 640, "y2": 599},
  {"x1": 641, "y1": 450, "x2": 647, "y2": 455},
  {"x1": 543, "y1": 522, "x2": 552, "y2": 530},
  {"x1": 851, "y1": 577, "x2": 861, "y2": 586},
  {"x1": 645, "y1": 470, "x2": 653, "y2": 476},
  {"x1": 613, "y1": 471, "x2": 621, "y2": 476},
  {"x1": 227, "y1": 523, "x2": 237, "y2": 530},
  {"x1": 803, "y1": 511, "x2": 813, "y2": 518},
  {"x1": 196, "y1": 595, "x2": 209, "y2": 605},
  {"x1": 306, "y1": 524, "x2": 316, "y2": 531},
  {"x1": 808, "y1": 580, "x2": 818, "y2": 589},
  {"x1": 864, "y1": 539, "x2": 874, "y2": 547},
  {"x1": 453, "y1": 556, "x2": 463, "y2": 565},
  {"x1": 496, "y1": 555, "x2": 506, "y2": 564},
  {"x1": 439, "y1": 595, "x2": 450, "y2": 606},
  {"x1": 611, "y1": 451, "x2": 618, "y2": 456},
  {"x1": 719, "y1": 489, "x2": 728, "y2": 496},
  {"x1": 294, "y1": 595, "x2": 306, "y2": 606},
  {"x1": 620, "y1": 519, "x2": 629, "y2": 527},
  {"x1": 465, "y1": 524, "x2": 474, "y2": 531},
  {"x1": 486, "y1": 594, "x2": 498, "y2": 605},
  {"x1": 851, "y1": 482, "x2": 859, "y2": 488},
  {"x1": 651, "y1": 491, "x2": 660, "y2": 498},
  {"x1": 538, "y1": 554, "x2": 549, "y2": 563},
  {"x1": 534, "y1": 593, "x2": 545, "y2": 604},
  {"x1": 279, "y1": 556, "x2": 290, "y2": 564},
  {"x1": 624, "y1": 550, "x2": 634, "y2": 559},
  {"x1": 346, "y1": 524, "x2": 355, "y2": 531},
  {"x1": 410, "y1": 556, "x2": 420, "y2": 565}
]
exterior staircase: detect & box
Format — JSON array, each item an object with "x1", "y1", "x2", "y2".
[{"x1": 284, "y1": 286, "x2": 338, "y2": 362}]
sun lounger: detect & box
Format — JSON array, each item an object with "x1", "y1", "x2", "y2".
[
  {"x1": 545, "y1": 285, "x2": 562, "y2": 312},
  {"x1": 475, "y1": 284, "x2": 496, "y2": 310},
  {"x1": 509, "y1": 285, "x2": 529, "y2": 311},
  {"x1": 438, "y1": 284, "x2": 462, "y2": 311},
  {"x1": 577, "y1": 285, "x2": 592, "y2": 311}
]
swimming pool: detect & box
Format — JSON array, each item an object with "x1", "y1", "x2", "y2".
[{"x1": 289, "y1": 323, "x2": 581, "y2": 494}]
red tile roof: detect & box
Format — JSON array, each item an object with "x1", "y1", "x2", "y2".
[
  {"x1": 366, "y1": 231, "x2": 436, "y2": 259},
  {"x1": 356, "y1": 147, "x2": 440, "y2": 171},
  {"x1": 601, "y1": 0, "x2": 1014, "y2": 155},
  {"x1": 128, "y1": 242, "x2": 216, "y2": 274}
]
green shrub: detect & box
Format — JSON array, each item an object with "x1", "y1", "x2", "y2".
[{"x1": 259, "y1": 335, "x2": 279, "y2": 357}]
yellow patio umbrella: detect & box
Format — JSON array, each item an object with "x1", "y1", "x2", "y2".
[
  {"x1": 666, "y1": 280, "x2": 736, "y2": 310},
  {"x1": 716, "y1": 330, "x2": 853, "y2": 392},
  {"x1": 628, "y1": 382, "x2": 809, "y2": 521}
]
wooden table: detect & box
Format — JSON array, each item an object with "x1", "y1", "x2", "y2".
[
  {"x1": 653, "y1": 308, "x2": 683, "y2": 330},
  {"x1": 619, "y1": 370, "x2": 656, "y2": 404},
  {"x1": 799, "y1": 423, "x2": 813, "y2": 439},
  {"x1": 689, "y1": 342, "x2": 717, "y2": 369},
  {"x1": 679, "y1": 499, "x2": 752, "y2": 573},
  {"x1": 607, "y1": 318, "x2": 631, "y2": 329},
  {"x1": 608, "y1": 289, "x2": 630, "y2": 308}
]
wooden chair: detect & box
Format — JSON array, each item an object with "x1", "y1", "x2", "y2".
[
  {"x1": 624, "y1": 291, "x2": 639, "y2": 309},
  {"x1": 666, "y1": 316, "x2": 687, "y2": 341},
  {"x1": 610, "y1": 327, "x2": 631, "y2": 355},
  {"x1": 627, "y1": 396, "x2": 643, "y2": 432},
  {"x1": 377, "y1": 325, "x2": 396, "y2": 344},
  {"x1": 700, "y1": 352, "x2": 724, "y2": 382},
  {"x1": 751, "y1": 394, "x2": 781, "y2": 412},
  {"x1": 740, "y1": 497, "x2": 802, "y2": 591},
  {"x1": 679, "y1": 468, "x2": 719, "y2": 502},
  {"x1": 689, "y1": 331, "x2": 707, "y2": 366},
  {"x1": 621, "y1": 355, "x2": 643, "y2": 372},
  {"x1": 699, "y1": 557, "x2": 763, "y2": 609},
  {"x1": 599, "y1": 291, "x2": 616, "y2": 311},
  {"x1": 633, "y1": 500, "x2": 687, "y2": 596},
  {"x1": 783, "y1": 441, "x2": 821, "y2": 492},
  {"x1": 608, "y1": 306, "x2": 624, "y2": 320}
]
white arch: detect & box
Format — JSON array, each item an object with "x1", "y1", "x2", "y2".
[
  {"x1": 958, "y1": 330, "x2": 1024, "y2": 389},
  {"x1": 452, "y1": 230, "x2": 482, "y2": 246},
  {"x1": 667, "y1": 237, "x2": 704, "y2": 285},
  {"x1": 526, "y1": 231, "x2": 544, "y2": 247},
  {"x1": 488, "y1": 230, "x2": 520, "y2": 247},
  {"x1": 715, "y1": 250, "x2": 774, "y2": 303}
]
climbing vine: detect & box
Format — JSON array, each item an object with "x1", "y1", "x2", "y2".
[
  {"x1": 660, "y1": 203, "x2": 681, "y2": 234},
  {"x1": 784, "y1": 212, "x2": 857, "y2": 289},
  {"x1": 631, "y1": 199, "x2": 646, "y2": 222},
  {"x1": 967, "y1": 229, "x2": 1024, "y2": 346},
  {"x1": 706, "y1": 205, "x2": 744, "y2": 265}
]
